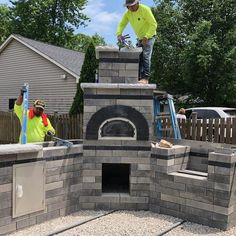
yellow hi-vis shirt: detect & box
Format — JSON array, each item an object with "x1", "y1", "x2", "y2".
[
  {"x1": 116, "y1": 4, "x2": 157, "y2": 40},
  {"x1": 14, "y1": 103, "x2": 55, "y2": 143}
]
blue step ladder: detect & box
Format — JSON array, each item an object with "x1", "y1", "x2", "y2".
[{"x1": 153, "y1": 91, "x2": 181, "y2": 140}]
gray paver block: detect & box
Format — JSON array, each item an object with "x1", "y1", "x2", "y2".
[
  {"x1": 179, "y1": 192, "x2": 213, "y2": 204},
  {"x1": 0, "y1": 175, "x2": 12, "y2": 185},
  {"x1": 70, "y1": 183, "x2": 83, "y2": 192},
  {"x1": 46, "y1": 181, "x2": 63, "y2": 191},
  {"x1": 83, "y1": 88, "x2": 97, "y2": 95},
  {"x1": 214, "y1": 166, "x2": 234, "y2": 175},
  {"x1": 0, "y1": 192, "x2": 11, "y2": 210},
  {"x1": 161, "y1": 193, "x2": 186, "y2": 205},
  {"x1": 80, "y1": 203, "x2": 95, "y2": 210},
  {"x1": 99, "y1": 69, "x2": 119, "y2": 77},
  {"x1": 0, "y1": 216, "x2": 11, "y2": 227},
  {"x1": 213, "y1": 212, "x2": 229, "y2": 222},
  {"x1": 46, "y1": 195, "x2": 65, "y2": 205},
  {"x1": 181, "y1": 205, "x2": 213, "y2": 219},
  {"x1": 185, "y1": 199, "x2": 214, "y2": 211},
  {"x1": 82, "y1": 177, "x2": 96, "y2": 183},
  {"x1": 160, "y1": 200, "x2": 180, "y2": 211},
  {"x1": 36, "y1": 210, "x2": 60, "y2": 224},
  {"x1": 0, "y1": 183, "x2": 11, "y2": 193},
  {"x1": 46, "y1": 188, "x2": 66, "y2": 199},
  {"x1": 0, "y1": 167, "x2": 12, "y2": 176},
  {"x1": 125, "y1": 77, "x2": 139, "y2": 83},
  {"x1": 83, "y1": 183, "x2": 101, "y2": 190},
  {"x1": 82, "y1": 170, "x2": 101, "y2": 176},
  {"x1": 112, "y1": 63, "x2": 126, "y2": 70},
  {"x1": 126, "y1": 63, "x2": 139, "y2": 70},
  {"x1": 99, "y1": 62, "x2": 112, "y2": 70},
  {"x1": 17, "y1": 217, "x2": 36, "y2": 230},
  {"x1": 0, "y1": 208, "x2": 11, "y2": 218},
  {"x1": 111, "y1": 77, "x2": 125, "y2": 83},
  {"x1": 98, "y1": 77, "x2": 112, "y2": 83},
  {"x1": 160, "y1": 180, "x2": 186, "y2": 191},
  {"x1": 0, "y1": 223, "x2": 16, "y2": 235},
  {"x1": 214, "y1": 205, "x2": 234, "y2": 215}
]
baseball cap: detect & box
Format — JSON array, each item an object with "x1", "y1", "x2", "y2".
[
  {"x1": 124, "y1": 0, "x2": 139, "y2": 7},
  {"x1": 33, "y1": 100, "x2": 45, "y2": 110}
]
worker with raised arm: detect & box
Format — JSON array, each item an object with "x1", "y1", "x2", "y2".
[
  {"x1": 116, "y1": 0, "x2": 157, "y2": 84},
  {"x1": 14, "y1": 87, "x2": 55, "y2": 143}
]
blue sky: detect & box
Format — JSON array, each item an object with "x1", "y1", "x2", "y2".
[{"x1": 0, "y1": 0, "x2": 155, "y2": 45}]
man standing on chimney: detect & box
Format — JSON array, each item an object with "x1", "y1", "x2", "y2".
[{"x1": 116, "y1": 0, "x2": 157, "y2": 84}]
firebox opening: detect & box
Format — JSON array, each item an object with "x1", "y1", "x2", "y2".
[{"x1": 102, "y1": 163, "x2": 130, "y2": 193}]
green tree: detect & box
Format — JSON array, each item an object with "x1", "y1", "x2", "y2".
[
  {"x1": 150, "y1": 1, "x2": 186, "y2": 94},
  {"x1": 10, "y1": 0, "x2": 89, "y2": 46},
  {"x1": 0, "y1": 4, "x2": 11, "y2": 45},
  {"x1": 65, "y1": 33, "x2": 105, "y2": 52},
  {"x1": 70, "y1": 41, "x2": 98, "y2": 115},
  {"x1": 152, "y1": 0, "x2": 236, "y2": 106},
  {"x1": 180, "y1": 0, "x2": 236, "y2": 106}
]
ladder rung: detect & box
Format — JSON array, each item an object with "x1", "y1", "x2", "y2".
[
  {"x1": 156, "y1": 112, "x2": 171, "y2": 119},
  {"x1": 159, "y1": 128, "x2": 173, "y2": 131},
  {"x1": 157, "y1": 112, "x2": 170, "y2": 116},
  {"x1": 154, "y1": 94, "x2": 173, "y2": 100},
  {"x1": 154, "y1": 95, "x2": 168, "y2": 100},
  {"x1": 156, "y1": 115, "x2": 170, "y2": 119}
]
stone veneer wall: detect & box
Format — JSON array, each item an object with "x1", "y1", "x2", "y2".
[
  {"x1": 150, "y1": 143, "x2": 236, "y2": 230},
  {"x1": 0, "y1": 143, "x2": 83, "y2": 235}
]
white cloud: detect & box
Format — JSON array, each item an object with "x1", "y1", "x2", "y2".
[
  {"x1": 83, "y1": 0, "x2": 122, "y2": 37},
  {"x1": 0, "y1": 0, "x2": 9, "y2": 4}
]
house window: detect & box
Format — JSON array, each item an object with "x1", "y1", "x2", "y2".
[{"x1": 9, "y1": 99, "x2": 17, "y2": 111}]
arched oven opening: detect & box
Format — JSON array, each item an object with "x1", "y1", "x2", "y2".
[
  {"x1": 86, "y1": 105, "x2": 149, "y2": 141},
  {"x1": 98, "y1": 118, "x2": 136, "y2": 140}
]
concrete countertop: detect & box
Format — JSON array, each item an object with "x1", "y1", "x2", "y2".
[
  {"x1": 0, "y1": 143, "x2": 42, "y2": 155},
  {"x1": 81, "y1": 83, "x2": 156, "y2": 90}
]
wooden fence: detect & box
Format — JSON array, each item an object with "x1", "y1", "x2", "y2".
[
  {"x1": 0, "y1": 111, "x2": 236, "y2": 145},
  {"x1": 0, "y1": 111, "x2": 83, "y2": 144},
  {"x1": 161, "y1": 117, "x2": 236, "y2": 145}
]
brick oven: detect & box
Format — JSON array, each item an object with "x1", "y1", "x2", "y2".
[{"x1": 80, "y1": 46, "x2": 156, "y2": 210}]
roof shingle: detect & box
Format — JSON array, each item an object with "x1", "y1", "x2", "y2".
[{"x1": 13, "y1": 34, "x2": 85, "y2": 77}]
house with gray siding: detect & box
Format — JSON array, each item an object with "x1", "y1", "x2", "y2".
[{"x1": 0, "y1": 34, "x2": 85, "y2": 114}]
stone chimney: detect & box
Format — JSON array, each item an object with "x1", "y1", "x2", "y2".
[{"x1": 96, "y1": 46, "x2": 142, "y2": 83}]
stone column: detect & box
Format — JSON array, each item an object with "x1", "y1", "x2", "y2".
[
  {"x1": 208, "y1": 148, "x2": 236, "y2": 229},
  {"x1": 96, "y1": 46, "x2": 142, "y2": 84}
]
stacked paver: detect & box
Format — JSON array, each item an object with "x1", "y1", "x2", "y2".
[
  {"x1": 150, "y1": 144, "x2": 236, "y2": 230},
  {"x1": 96, "y1": 46, "x2": 142, "y2": 83}
]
